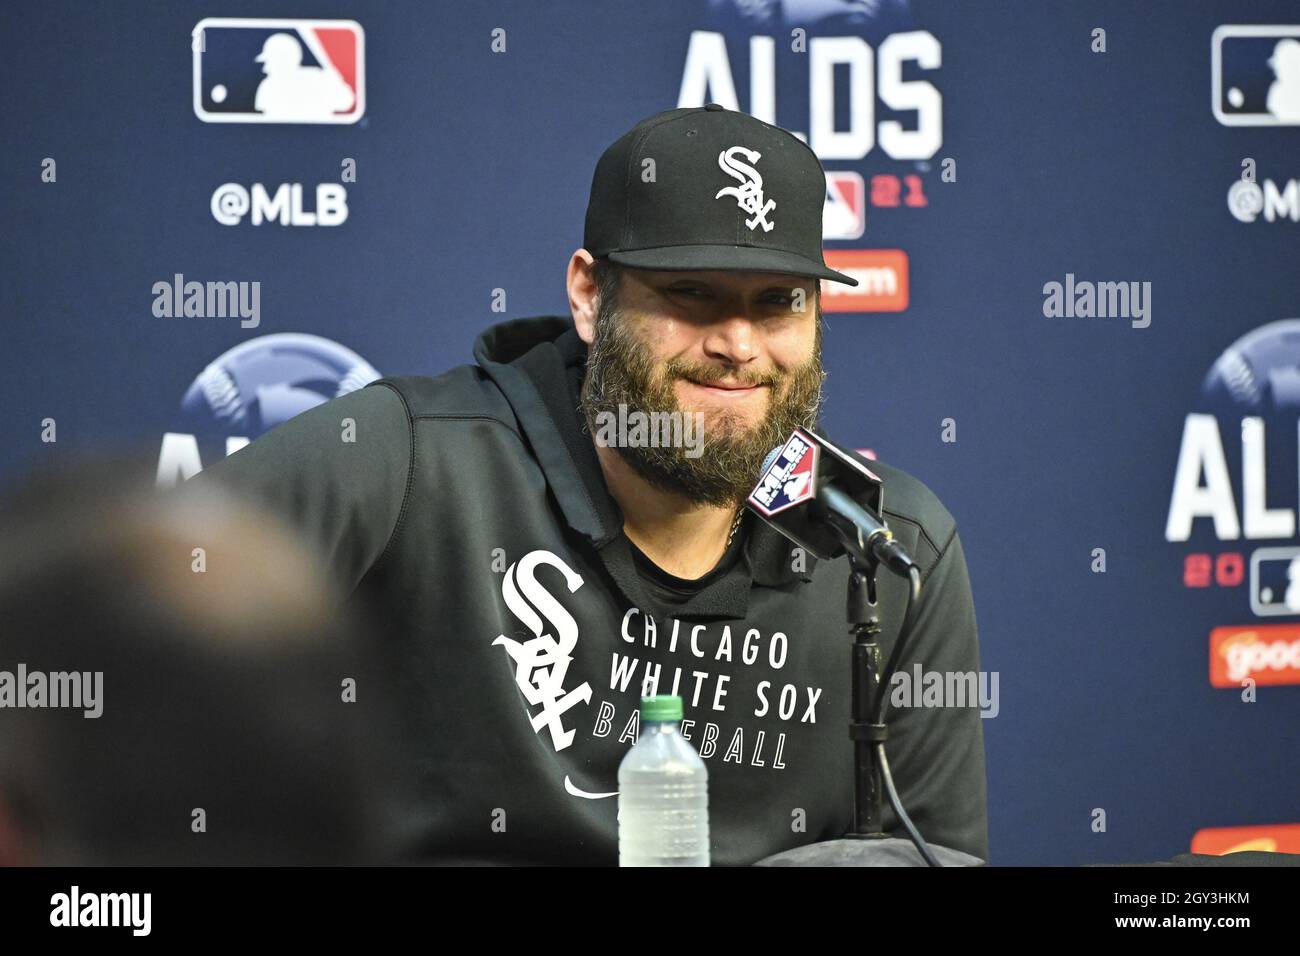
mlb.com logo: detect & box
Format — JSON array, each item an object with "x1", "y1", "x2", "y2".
[
  {"x1": 820, "y1": 250, "x2": 910, "y2": 313},
  {"x1": 192, "y1": 18, "x2": 365, "y2": 124}
]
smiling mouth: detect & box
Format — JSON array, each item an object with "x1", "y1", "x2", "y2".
[{"x1": 683, "y1": 379, "x2": 766, "y2": 396}]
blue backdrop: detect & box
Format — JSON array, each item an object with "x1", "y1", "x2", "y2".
[{"x1": 3, "y1": 0, "x2": 1298, "y2": 865}]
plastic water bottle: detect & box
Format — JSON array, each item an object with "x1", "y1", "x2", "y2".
[{"x1": 618, "y1": 695, "x2": 709, "y2": 866}]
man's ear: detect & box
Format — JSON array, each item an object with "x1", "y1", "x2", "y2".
[{"x1": 567, "y1": 250, "x2": 599, "y2": 346}]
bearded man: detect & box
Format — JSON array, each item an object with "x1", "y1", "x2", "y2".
[{"x1": 185, "y1": 104, "x2": 989, "y2": 866}]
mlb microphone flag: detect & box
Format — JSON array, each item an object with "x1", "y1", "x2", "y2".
[{"x1": 748, "y1": 430, "x2": 820, "y2": 518}]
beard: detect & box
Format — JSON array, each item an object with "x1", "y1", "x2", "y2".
[{"x1": 578, "y1": 298, "x2": 826, "y2": 507}]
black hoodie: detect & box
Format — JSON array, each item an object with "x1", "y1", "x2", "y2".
[{"x1": 188, "y1": 316, "x2": 989, "y2": 865}]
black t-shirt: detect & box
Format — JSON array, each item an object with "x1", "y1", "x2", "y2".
[{"x1": 628, "y1": 513, "x2": 751, "y2": 607}]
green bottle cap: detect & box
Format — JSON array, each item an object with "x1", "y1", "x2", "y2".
[{"x1": 640, "y1": 695, "x2": 683, "y2": 722}]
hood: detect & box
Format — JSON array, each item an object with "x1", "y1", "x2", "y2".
[
  {"x1": 471, "y1": 315, "x2": 809, "y2": 616},
  {"x1": 473, "y1": 315, "x2": 620, "y2": 547}
]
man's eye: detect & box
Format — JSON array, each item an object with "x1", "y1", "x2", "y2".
[{"x1": 667, "y1": 288, "x2": 801, "y2": 306}]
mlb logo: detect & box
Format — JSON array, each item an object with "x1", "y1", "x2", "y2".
[
  {"x1": 192, "y1": 18, "x2": 365, "y2": 124},
  {"x1": 1249, "y1": 546, "x2": 1300, "y2": 616},
  {"x1": 823, "y1": 171, "x2": 865, "y2": 240},
  {"x1": 1212, "y1": 24, "x2": 1300, "y2": 126},
  {"x1": 748, "y1": 431, "x2": 819, "y2": 517}
]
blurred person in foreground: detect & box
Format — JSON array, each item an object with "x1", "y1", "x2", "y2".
[{"x1": 0, "y1": 458, "x2": 399, "y2": 865}]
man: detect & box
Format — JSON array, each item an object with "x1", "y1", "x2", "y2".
[
  {"x1": 188, "y1": 104, "x2": 989, "y2": 865},
  {"x1": 0, "y1": 459, "x2": 398, "y2": 865}
]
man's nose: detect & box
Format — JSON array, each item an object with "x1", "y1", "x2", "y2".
[{"x1": 702, "y1": 316, "x2": 759, "y2": 366}]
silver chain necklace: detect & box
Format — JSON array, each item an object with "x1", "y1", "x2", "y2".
[{"x1": 725, "y1": 507, "x2": 745, "y2": 549}]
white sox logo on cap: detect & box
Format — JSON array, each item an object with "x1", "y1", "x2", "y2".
[
  {"x1": 583, "y1": 105, "x2": 858, "y2": 285},
  {"x1": 715, "y1": 146, "x2": 775, "y2": 233}
]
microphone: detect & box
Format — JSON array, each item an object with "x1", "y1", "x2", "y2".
[{"x1": 746, "y1": 428, "x2": 918, "y2": 576}]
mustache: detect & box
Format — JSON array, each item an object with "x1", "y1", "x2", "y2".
[{"x1": 664, "y1": 361, "x2": 784, "y2": 389}]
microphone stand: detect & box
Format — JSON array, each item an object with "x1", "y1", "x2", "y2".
[
  {"x1": 748, "y1": 444, "x2": 982, "y2": 866},
  {"x1": 845, "y1": 553, "x2": 890, "y2": 840},
  {"x1": 750, "y1": 527, "x2": 982, "y2": 865}
]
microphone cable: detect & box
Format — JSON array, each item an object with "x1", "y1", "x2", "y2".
[{"x1": 874, "y1": 565, "x2": 943, "y2": 867}]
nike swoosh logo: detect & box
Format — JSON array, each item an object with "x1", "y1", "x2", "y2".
[{"x1": 564, "y1": 775, "x2": 619, "y2": 799}]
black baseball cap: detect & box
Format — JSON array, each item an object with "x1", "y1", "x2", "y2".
[{"x1": 583, "y1": 104, "x2": 859, "y2": 287}]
